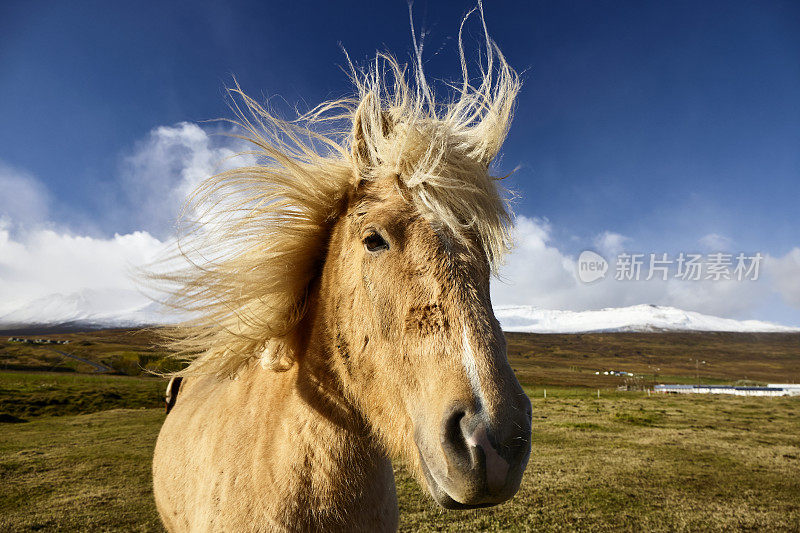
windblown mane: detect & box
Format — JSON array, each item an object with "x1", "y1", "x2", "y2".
[{"x1": 152, "y1": 7, "x2": 520, "y2": 378}]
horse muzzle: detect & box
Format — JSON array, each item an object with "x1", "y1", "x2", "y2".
[{"x1": 415, "y1": 401, "x2": 532, "y2": 509}]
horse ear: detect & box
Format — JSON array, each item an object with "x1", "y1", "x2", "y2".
[{"x1": 351, "y1": 93, "x2": 393, "y2": 174}]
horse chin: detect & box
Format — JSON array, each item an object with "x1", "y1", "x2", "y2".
[{"x1": 416, "y1": 449, "x2": 501, "y2": 510}]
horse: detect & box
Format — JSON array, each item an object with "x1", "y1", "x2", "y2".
[{"x1": 151, "y1": 12, "x2": 532, "y2": 532}]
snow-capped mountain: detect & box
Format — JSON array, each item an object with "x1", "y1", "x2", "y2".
[
  {"x1": 494, "y1": 304, "x2": 800, "y2": 333},
  {"x1": 1, "y1": 291, "x2": 798, "y2": 333},
  {"x1": 0, "y1": 288, "x2": 175, "y2": 329}
]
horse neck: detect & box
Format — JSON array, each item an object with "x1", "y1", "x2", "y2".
[
  {"x1": 247, "y1": 271, "x2": 397, "y2": 527},
  {"x1": 293, "y1": 272, "x2": 363, "y2": 430}
]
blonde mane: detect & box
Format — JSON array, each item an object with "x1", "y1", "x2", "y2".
[{"x1": 153, "y1": 7, "x2": 520, "y2": 378}]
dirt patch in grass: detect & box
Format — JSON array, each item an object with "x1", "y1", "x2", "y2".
[{"x1": 614, "y1": 410, "x2": 665, "y2": 426}]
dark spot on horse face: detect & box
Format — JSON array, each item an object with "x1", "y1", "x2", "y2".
[
  {"x1": 335, "y1": 330, "x2": 351, "y2": 375},
  {"x1": 405, "y1": 303, "x2": 449, "y2": 336}
]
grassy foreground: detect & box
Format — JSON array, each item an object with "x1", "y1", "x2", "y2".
[
  {"x1": 0, "y1": 372, "x2": 163, "y2": 421},
  {"x1": 1, "y1": 409, "x2": 163, "y2": 532},
  {"x1": 2, "y1": 373, "x2": 799, "y2": 532}
]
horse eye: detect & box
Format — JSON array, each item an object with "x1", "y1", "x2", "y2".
[{"x1": 363, "y1": 232, "x2": 389, "y2": 253}]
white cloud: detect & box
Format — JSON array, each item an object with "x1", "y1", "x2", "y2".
[
  {"x1": 492, "y1": 216, "x2": 799, "y2": 324},
  {"x1": 0, "y1": 162, "x2": 51, "y2": 229},
  {"x1": 0, "y1": 122, "x2": 250, "y2": 324},
  {"x1": 768, "y1": 248, "x2": 800, "y2": 308},
  {"x1": 1, "y1": 122, "x2": 798, "y2": 328},
  {"x1": 492, "y1": 217, "x2": 578, "y2": 307},
  {"x1": 593, "y1": 231, "x2": 630, "y2": 256},
  {"x1": 698, "y1": 233, "x2": 733, "y2": 251},
  {"x1": 0, "y1": 224, "x2": 168, "y2": 318},
  {"x1": 0, "y1": 160, "x2": 176, "y2": 323},
  {"x1": 659, "y1": 276, "x2": 766, "y2": 318},
  {"x1": 119, "y1": 122, "x2": 250, "y2": 238}
]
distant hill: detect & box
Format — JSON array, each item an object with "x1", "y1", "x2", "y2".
[
  {"x1": 1, "y1": 290, "x2": 797, "y2": 334},
  {"x1": 494, "y1": 304, "x2": 799, "y2": 333},
  {"x1": 0, "y1": 289, "x2": 176, "y2": 332}
]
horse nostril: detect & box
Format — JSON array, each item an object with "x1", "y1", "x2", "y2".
[
  {"x1": 465, "y1": 423, "x2": 510, "y2": 494},
  {"x1": 440, "y1": 406, "x2": 512, "y2": 495},
  {"x1": 441, "y1": 407, "x2": 471, "y2": 469}
]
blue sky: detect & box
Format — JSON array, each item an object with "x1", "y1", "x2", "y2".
[{"x1": 1, "y1": 1, "x2": 799, "y2": 325}]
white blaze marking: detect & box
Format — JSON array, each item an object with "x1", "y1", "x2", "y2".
[{"x1": 462, "y1": 328, "x2": 485, "y2": 407}]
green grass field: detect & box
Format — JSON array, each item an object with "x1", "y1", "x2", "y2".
[
  {"x1": 2, "y1": 330, "x2": 800, "y2": 531},
  {"x1": 0, "y1": 372, "x2": 163, "y2": 421}
]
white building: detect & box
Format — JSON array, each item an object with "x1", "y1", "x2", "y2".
[{"x1": 655, "y1": 384, "x2": 800, "y2": 397}]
